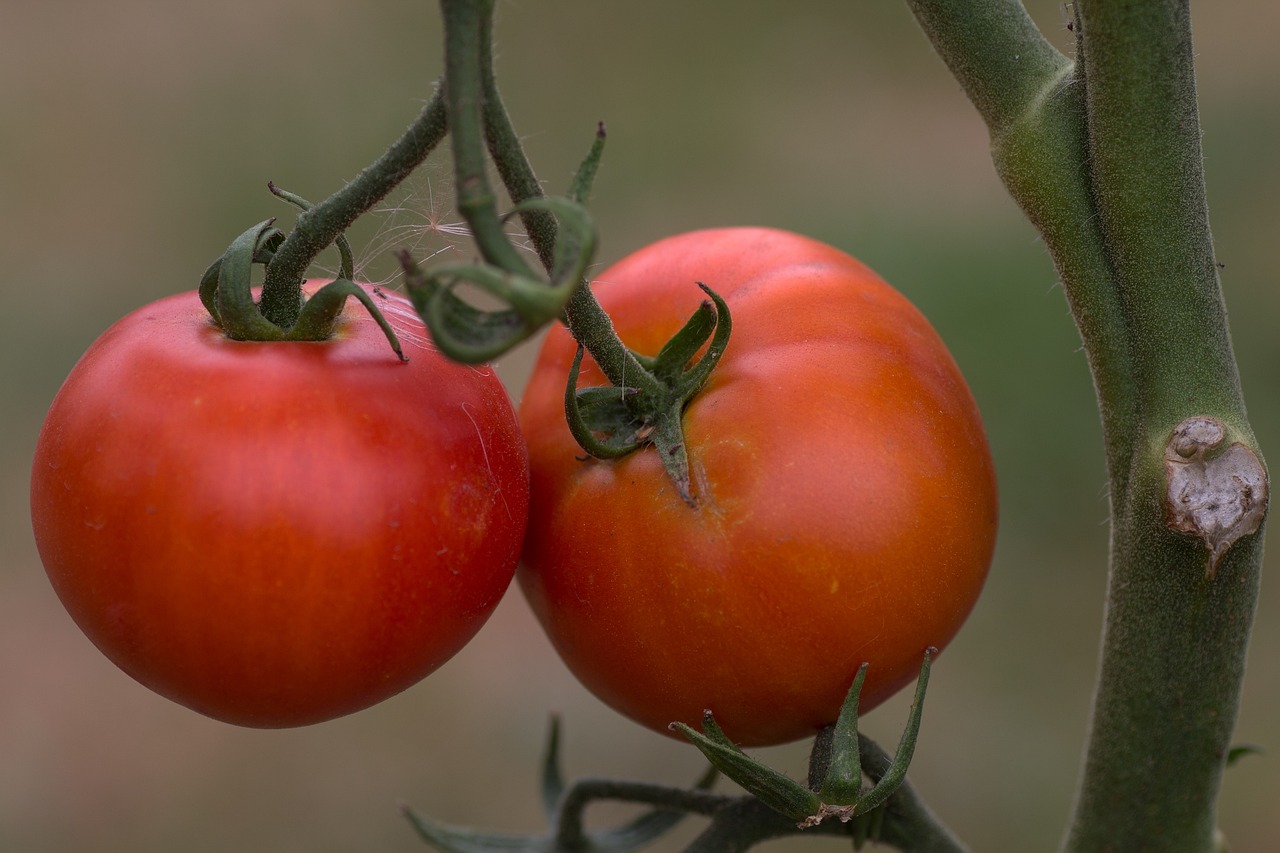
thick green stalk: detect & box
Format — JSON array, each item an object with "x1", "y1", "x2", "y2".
[
  {"x1": 905, "y1": 0, "x2": 1266, "y2": 849},
  {"x1": 1065, "y1": 2, "x2": 1263, "y2": 849}
]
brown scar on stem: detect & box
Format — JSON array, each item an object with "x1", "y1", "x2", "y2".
[{"x1": 1163, "y1": 416, "x2": 1268, "y2": 579}]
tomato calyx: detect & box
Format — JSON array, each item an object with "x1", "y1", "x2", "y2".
[
  {"x1": 402, "y1": 716, "x2": 718, "y2": 852},
  {"x1": 673, "y1": 649, "x2": 936, "y2": 831},
  {"x1": 397, "y1": 195, "x2": 597, "y2": 364},
  {"x1": 199, "y1": 186, "x2": 407, "y2": 360},
  {"x1": 564, "y1": 283, "x2": 732, "y2": 506},
  {"x1": 400, "y1": 652, "x2": 946, "y2": 851}
]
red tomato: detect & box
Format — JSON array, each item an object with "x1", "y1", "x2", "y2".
[
  {"x1": 518, "y1": 228, "x2": 997, "y2": 747},
  {"x1": 30, "y1": 284, "x2": 528, "y2": 728}
]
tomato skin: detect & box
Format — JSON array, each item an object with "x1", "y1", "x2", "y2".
[
  {"x1": 30, "y1": 284, "x2": 528, "y2": 728},
  {"x1": 518, "y1": 228, "x2": 997, "y2": 747}
]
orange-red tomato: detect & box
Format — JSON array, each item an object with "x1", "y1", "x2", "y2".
[
  {"x1": 30, "y1": 284, "x2": 528, "y2": 727},
  {"x1": 518, "y1": 228, "x2": 997, "y2": 746}
]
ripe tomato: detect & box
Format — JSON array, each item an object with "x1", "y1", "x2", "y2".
[
  {"x1": 518, "y1": 228, "x2": 997, "y2": 747},
  {"x1": 30, "y1": 284, "x2": 528, "y2": 727}
]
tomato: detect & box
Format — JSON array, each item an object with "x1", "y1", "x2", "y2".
[
  {"x1": 30, "y1": 283, "x2": 528, "y2": 728},
  {"x1": 518, "y1": 228, "x2": 997, "y2": 747}
]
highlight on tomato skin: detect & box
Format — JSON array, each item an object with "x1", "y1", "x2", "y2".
[
  {"x1": 29, "y1": 283, "x2": 530, "y2": 728},
  {"x1": 517, "y1": 227, "x2": 998, "y2": 748}
]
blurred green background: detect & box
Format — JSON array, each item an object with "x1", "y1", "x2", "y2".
[{"x1": 3, "y1": 1, "x2": 1278, "y2": 850}]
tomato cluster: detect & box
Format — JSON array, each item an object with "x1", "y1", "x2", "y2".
[{"x1": 32, "y1": 229, "x2": 995, "y2": 741}]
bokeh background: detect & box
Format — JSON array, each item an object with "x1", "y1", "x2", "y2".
[{"x1": 3, "y1": 1, "x2": 1278, "y2": 850}]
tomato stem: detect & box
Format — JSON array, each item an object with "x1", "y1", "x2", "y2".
[
  {"x1": 255, "y1": 89, "x2": 449, "y2": 329},
  {"x1": 428, "y1": 0, "x2": 741, "y2": 501},
  {"x1": 428, "y1": 0, "x2": 737, "y2": 501}
]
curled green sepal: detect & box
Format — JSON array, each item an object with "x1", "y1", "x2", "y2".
[
  {"x1": 198, "y1": 222, "x2": 284, "y2": 328},
  {"x1": 288, "y1": 278, "x2": 406, "y2": 361},
  {"x1": 401, "y1": 716, "x2": 714, "y2": 853},
  {"x1": 400, "y1": 196, "x2": 594, "y2": 363},
  {"x1": 198, "y1": 218, "x2": 405, "y2": 359},
  {"x1": 202, "y1": 219, "x2": 289, "y2": 341},
  {"x1": 564, "y1": 283, "x2": 731, "y2": 505},
  {"x1": 673, "y1": 649, "x2": 935, "y2": 830},
  {"x1": 564, "y1": 345, "x2": 643, "y2": 459}
]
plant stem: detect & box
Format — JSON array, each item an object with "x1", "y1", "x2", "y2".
[
  {"x1": 1064, "y1": 2, "x2": 1263, "y2": 849},
  {"x1": 476, "y1": 13, "x2": 559, "y2": 274},
  {"x1": 905, "y1": 0, "x2": 1266, "y2": 849},
  {"x1": 257, "y1": 90, "x2": 449, "y2": 328},
  {"x1": 439, "y1": 0, "x2": 535, "y2": 278},
  {"x1": 465, "y1": 4, "x2": 659, "y2": 396},
  {"x1": 551, "y1": 769, "x2": 967, "y2": 853},
  {"x1": 553, "y1": 778, "x2": 731, "y2": 850}
]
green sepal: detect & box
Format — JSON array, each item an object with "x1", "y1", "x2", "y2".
[
  {"x1": 567, "y1": 122, "x2": 606, "y2": 206},
  {"x1": 200, "y1": 214, "x2": 404, "y2": 358},
  {"x1": 575, "y1": 385, "x2": 642, "y2": 432},
  {"x1": 695, "y1": 709, "x2": 746, "y2": 755},
  {"x1": 539, "y1": 716, "x2": 565, "y2": 823},
  {"x1": 287, "y1": 278, "x2": 406, "y2": 361},
  {"x1": 564, "y1": 345, "x2": 644, "y2": 459},
  {"x1": 514, "y1": 196, "x2": 595, "y2": 287},
  {"x1": 562, "y1": 285, "x2": 730, "y2": 506},
  {"x1": 819, "y1": 663, "x2": 870, "y2": 806},
  {"x1": 672, "y1": 718, "x2": 820, "y2": 822},
  {"x1": 401, "y1": 196, "x2": 594, "y2": 363},
  {"x1": 1226, "y1": 744, "x2": 1264, "y2": 768},
  {"x1": 400, "y1": 808, "x2": 549, "y2": 853},
  {"x1": 198, "y1": 225, "x2": 284, "y2": 327},
  {"x1": 852, "y1": 648, "x2": 934, "y2": 817},
  {"x1": 650, "y1": 298, "x2": 717, "y2": 386},
  {"x1": 672, "y1": 284, "x2": 732, "y2": 400},
  {"x1": 210, "y1": 219, "x2": 290, "y2": 341}
]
